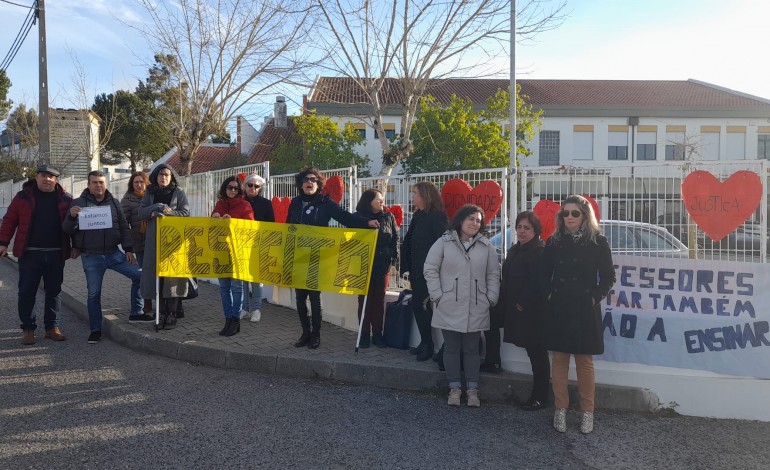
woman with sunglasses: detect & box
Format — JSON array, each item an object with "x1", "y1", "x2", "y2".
[
  {"x1": 287, "y1": 168, "x2": 379, "y2": 350},
  {"x1": 542, "y1": 195, "x2": 615, "y2": 434},
  {"x1": 241, "y1": 173, "x2": 275, "y2": 323},
  {"x1": 211, "y1": 176, "x2": 254, "y2": 337}
]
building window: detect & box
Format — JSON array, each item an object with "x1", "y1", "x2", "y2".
[
  {"x1": 726, "y1": 130, "x2": 745, "y2": 159},
  {"x1": 346, "y1": 122, "x2": 366, "y2": 139},
  {"x1": 374, "y1": 123, "x2": 396, "y2": 140},
  {"x1": 573, "y1": 127, "x2": 593, "y2": 160},
  {"x1": 759, "y1": 134, "x2": 770, "y2": 159},
  {"x1": 608, "y1": 131, "x2": 628, "y2": 160},
  {"x1": 700, "y1": 131, "x2": 720, "y2": 161},
  {"x1": 665, "y1": 131, "x2": 685, "y2": 160},
  {"x1": 538, "y1": 130, "x2": 560, "y2": 166},
  {"x1": 636, "y1": 131, "x2": 656, "y2": 160}
]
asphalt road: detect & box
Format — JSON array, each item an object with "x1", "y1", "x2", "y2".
[{"x1": 1, "y1": 259, "x2": 768, "y2": 470}]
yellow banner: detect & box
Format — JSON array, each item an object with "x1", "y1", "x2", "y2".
[{"x1": 156, "y1": 217, "x2": 378, "y2": 295}]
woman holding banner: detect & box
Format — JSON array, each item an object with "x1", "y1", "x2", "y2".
[
  {"x1": 424, "y1": 204, "x2": 500, "y2": 407},
  {"x1": 287, "y1": 168, "x2": 379, "y2": 350},
  {"x1": 541, "y1": 195, "x2": 615, "y2": 434},
  {"x1": 241, "y1": 173, "x2": 274, "y2": 323},
  {"x1": 354, "y1": 189, "x2": 399, "y2": 348},
  {"x1": 400, "y1": 181, "x2": 448, "y2": 361},
  {"x1": 121, "y1": 170, "x2": 154, "y2": 320},
  {"x1": 212, "y1": 176, "x2": 254, "y2": 337},
  {"x1": 138, "y1": 164, "x2": 190, "y2": 329}
]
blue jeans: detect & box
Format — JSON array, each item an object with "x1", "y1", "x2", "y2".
[
  {"x1": 81, "y1": 251, "x2": 142, "y2": 331},
  {"x1": 219, "y1": 278, "x2": 244, "y2": 319},
  {"x1": 18, "y1": 250, "x2": 64, "y2": 331},
  {"x1": 243, "y1": 281, "x2": 263, "y2": 312}
]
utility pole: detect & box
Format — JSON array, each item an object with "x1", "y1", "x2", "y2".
[{"x1": 37, "y1": 0, "x2": 51, "y2": 166}]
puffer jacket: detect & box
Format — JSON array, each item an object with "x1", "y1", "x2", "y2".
[
  {"x1": 63, "y1": 188, "x2": 132, "y2": 254},
  {"x1": 424, "y1": 230, "x2": 500, "y2": 333},
  {"x1": 0, "y1": 180, "x2": 73, "y2": 259},
  {"x1": 120, "y1": 191, "x2": 147, "y2": 254}
]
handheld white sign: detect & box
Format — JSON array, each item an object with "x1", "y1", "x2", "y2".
[{"x1": 79, "y1": 206, "x2": 113, "y2": 230}]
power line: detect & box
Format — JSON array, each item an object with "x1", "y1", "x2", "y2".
[
  {"x1": 0, "y1": 1, "x2": 35, "y2": 71},
  {"x1": 0, "y1": 0, "x2": 32, "y2": 8}
]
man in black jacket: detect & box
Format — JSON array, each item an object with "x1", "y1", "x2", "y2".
[{"x1": 63, "y1": 171, "x2": 145, "y2": 344}]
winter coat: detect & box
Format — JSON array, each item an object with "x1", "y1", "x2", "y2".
[
  {"x1": 424, "y1": 230, "x2": 500, "y2": 334},
  {"x1": 138, "y1": 164, "x2": 190, "y2": 299},
  {"x1": 287, "y1": 193, "x2": 369, "y2": 228},
  {"x1": 0, "y1": 180, "x2": 73, "y2": 259},
  {"x1": 541, "y1": 232, "x2": 616, "y2": 355},
  {"x1": 63, "y1": 189, "x2": 132, "y2": 254},
  {"x1": 212, "y1": 196, "x2": 255, "y2": 220},
  {"x1": 120, "y1": 191, "x2": 147, "y2": 254},
  {"x1": 500, "y1": 237, "x2": 547, "y2": 348},
  {"x1": 354, "y1": 209, "x2": 399, "y2": 278},
  {"x1": 245, "y1": 194, "x2": 275, "y2": 222},
  {"x1": 400, "y1": 210, "x2": 447, "y2": 280}
]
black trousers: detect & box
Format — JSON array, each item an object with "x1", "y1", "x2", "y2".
[
  {"x1": 296, "y1": 289, "x2": 322, "y2": 334},
  {"x1": 484, "y1": 327, "x2": 501, "y2": 365},
  {"x1": 410, "y1": 276, "x2": 433, "y2": 345},
  {"x1": 526, "y1": 345, "x2": 551, "y2": 402}
]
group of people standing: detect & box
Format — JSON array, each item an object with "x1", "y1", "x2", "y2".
[{"x1": 1, "y1": 165, "x2": 615, "y2": 434}]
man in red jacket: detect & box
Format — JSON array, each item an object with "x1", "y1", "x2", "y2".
[{"x1": 0, "y1": 164, "x2": 75, "y2": 345}]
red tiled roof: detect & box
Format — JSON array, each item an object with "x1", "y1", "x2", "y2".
[
  {"x1": 309, "y1": 77, "x2": 770, "y2": 108},
  {"x1": 247, "y1": 118, "x2": 301, "y2": 163},
  {"x1": 165, "y1": 145, "x2": 242, "y2": 174}
]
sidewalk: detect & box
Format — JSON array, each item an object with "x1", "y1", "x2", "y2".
[{"x1": 22, "y1": 257, "x2": 659, "y2": 412}]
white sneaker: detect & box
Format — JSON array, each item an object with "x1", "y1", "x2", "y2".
[
  {"x1": 239, "y1": 310, "x2": 249, "y2": 320},
  {"x1": 250, "y1": 309, "x2": 261, "y2": 322}
]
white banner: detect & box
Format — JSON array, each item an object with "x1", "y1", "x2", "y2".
[
  {"x1": 599, "y1": 255, "x2": 770, "y2": 379},
  {"x1": 79, "y1": 206, "x2": 113, "y2": 230}
]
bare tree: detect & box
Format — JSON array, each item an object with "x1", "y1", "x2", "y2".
[
  {"x1": 131, "y1": 0, "x2": 313, "y2": 175},
  {"x1": 313, "y1": 0, "x2": 567, "y2": 176}
]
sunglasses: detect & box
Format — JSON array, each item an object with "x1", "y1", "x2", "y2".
[
  {"x1": 302, "y1": 177, "x2": 319, "y2": 183},
  {"x1": 226, "y1": 185, "x2": 240, "y2": 191},
  {"x1": 246, "y1": 183, "x2": 260, "y2": 188},
  {"x1": 560, "y1": 210, "x2": 583, "y2": 218}
]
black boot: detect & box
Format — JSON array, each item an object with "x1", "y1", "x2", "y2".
[
  {"x1": 416, "y1": 342, "x2": 434, "y2": 361},
  {"x1": 219, "y1": 318, "x2": 232, "y2": 336},
  {"x1": 164, "y1": 311, "x2": 178, "y2": 329},
  {"x1": 224, "y1": 318, "x2": 240, "y2": 337},
  {"x1": 371, "y1": 333, "x2": 387, "y2": 348},
  {"x1": 358, "y1": 334, "x2": 370, "y2": 348},
  {"x1": 308, "y1": 332, "x2": 321, "y2": 349},
  {"x1": 410, "y1": 341, "x2": 425, "y2": 355},
  {"x1": 294, "y1": 330, "x2": 312, "y2": 347},
  {"x1": 176, "y1": 300, "x2": 185, "y2": 319}
]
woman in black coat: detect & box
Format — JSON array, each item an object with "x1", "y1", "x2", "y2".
[
  {"x1": 541, "y1": 195, "x2": 615, "y2": 435},
  {"x1": 354, "y1": 189, "x2": 399, "y2": 348},
  {"x1": 400, "y1": 181, "x2": 448, "y2": 361},
  {"x1": 241, "y1": 173, "x2": 275, "y2": 323},
  {"x1": 501, "y1": 211, "x2": 549, "y2": 411},
  {"x1": 286, "y1": 168, "x2": 378, "y2": 350}
]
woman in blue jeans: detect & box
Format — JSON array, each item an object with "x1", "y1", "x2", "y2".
[{"x1": 240, "y1": 173, "x2": 275, "y2": 322}]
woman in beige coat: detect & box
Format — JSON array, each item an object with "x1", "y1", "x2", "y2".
[{"x1": 424, "y1": 204, "x2": 500, "y2": 407}]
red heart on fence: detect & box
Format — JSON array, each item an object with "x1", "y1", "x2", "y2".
[
  {"x1": 532, "y1": 195, "x2": 601, "y2": 241},
  {"x1": 271, "y1": 196, "x2": 292, "y2": 223},
  {"x1": 387, "y1": 205, "x2": 404, "y2": 227},
  {"x1": 682, "y1": 170, "x2": 762, "y2": 242},
  {"x1": 323, "y1": 175, "x2": 345, "y2": 204},
  {"x1": 440, "y1": 179, "x2": 503, "y2": 222}
]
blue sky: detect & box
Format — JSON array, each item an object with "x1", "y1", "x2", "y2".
[{"x1": 1, "y1": 0, "x2": 769, "y2": 127}]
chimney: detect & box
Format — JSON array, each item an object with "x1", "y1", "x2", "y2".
[
  {"x1": 236, "y1": 116, "x2": 242, "y2": 153},
  {"x1": 274, "y1": 96, "x2": 287, "y2": 128}
]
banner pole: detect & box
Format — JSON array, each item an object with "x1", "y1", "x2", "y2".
[{"x1": 355, "y1": 295, "x2": 368, "y2": 353}]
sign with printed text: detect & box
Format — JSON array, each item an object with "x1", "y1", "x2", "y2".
[
  {"x1": 156, "y1": 217, "x2": 378, "y2": 295},
  {"x1": 79, "y1": 206, "x2": 113, "y2": 230},
  {"x1": 599, "y1": 255, "x2": 770, "y2": 379}
]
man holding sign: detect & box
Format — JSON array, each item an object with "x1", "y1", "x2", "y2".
[{"x1": 63, "y1": 171, "x2": 143, "y2": 344}]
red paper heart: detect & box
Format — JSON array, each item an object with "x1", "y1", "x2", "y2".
[
  {"x1": 533, "y1": 199, "x2": 561, "y2": 241},
  {"x1": 387, "y1": 205, "x2": 404, "y2": 227},
  {"x1": 682, "y1": 170, "x2": 762, "y2": 242},
  {"x1": 271, "y1": 196, "x2": 292, "y2": 223},
  {"x1": 323, "y1": 175, "x2": 345, "y2": 204},
  {"x1": 531, "y1": 195, "x2": 600, "y2": 241},
  {"x1": 440, "y1": 179, "x2": 503, "y2": 222}
]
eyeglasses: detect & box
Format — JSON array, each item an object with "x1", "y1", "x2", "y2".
[
  {"x1": 302, "y1": 177, "x2": 318, "y2": 183},
  {"x1": 560, "y1": 210, "x2": 583, "y2": 218},
  {"x1": 226, "y1": 185, "x2": 240, "y2": 191},
  {"x1": 246, "y1": 183, "x2": 260, "y2": 188},
  {"x1": 516, "y1": 224, "x2": 533, "y2": 230}
]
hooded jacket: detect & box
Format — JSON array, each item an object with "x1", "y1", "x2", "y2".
[
  {"x1": 0, "y1": 179, "x2": 73, "y2": 259},
  {"x1": 424, "y1": 230, "x2": 500, "y2": 333},
  {"x1": 63, "y1": 188, "x2": 132, "y2": 254}
]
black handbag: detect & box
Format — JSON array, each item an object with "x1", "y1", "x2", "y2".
[{"x1": 185, "y1": 278, "x2": 199, "y2": 300}]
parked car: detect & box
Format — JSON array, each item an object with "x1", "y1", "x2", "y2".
[
  {"x1": 490, "y1": 220, "x2": 690, "y2": 259},
  {"x1": 698, "y1": 221, "x2": 769, "y2": 253}
]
